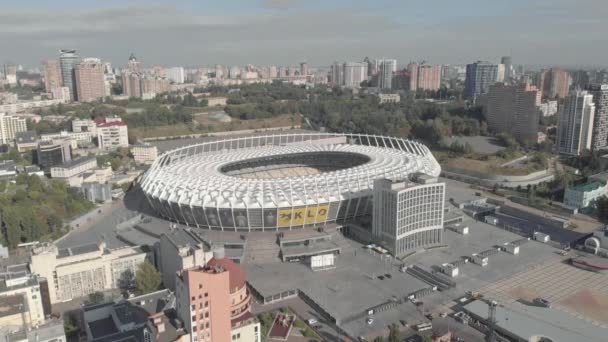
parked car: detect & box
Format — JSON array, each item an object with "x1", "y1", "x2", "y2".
[{"x1": 533, "y1": 298, "x2": 551, "y2": 308}]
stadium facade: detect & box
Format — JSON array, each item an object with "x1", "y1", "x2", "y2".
[{"x1": 140, "y1": 133, "x2": 442, "y2": 231}]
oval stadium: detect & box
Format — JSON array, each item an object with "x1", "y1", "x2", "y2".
[{"x1": 140, "y1": 133, "x2": 441, "y2": 231}]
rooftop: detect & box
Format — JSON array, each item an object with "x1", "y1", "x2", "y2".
[
  {"x1": 52, "y1": 156, "x2": 97, "y2": 170},
  {"x1": 463, "y1": 300, "x2": 606, "y2": 342},
  {"x1": 570, "y1": 181, "x2": 606, "y2": 193}
]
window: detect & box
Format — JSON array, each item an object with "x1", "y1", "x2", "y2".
[
  {"x1": 205, "y1": 292, "x2": 208, "y2": 297},
  {"x1": 191, "y1": 305, "x2": 195, "y2": 310},
  {"x1": 192, "y1": 315, "x2": 196, "y2": 322}
]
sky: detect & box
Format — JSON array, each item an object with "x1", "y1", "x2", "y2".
[{"x1": 1, "y1": 0, "x2": 607, "y2": 69}]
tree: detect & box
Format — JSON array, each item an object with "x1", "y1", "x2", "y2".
[
  {"x1": 88, "y1": 291, "x2": 105, "y2": 304},
  {"x1": 118, "y1": 269, "x2": 135, "y2": 290},
  {"x1": 388, "y1": 324, "x2": 401, "y2": 342},
  {"x1": 135, "y1": 261, "x2": 161, "y2": 295},
  {"x1": 63, "y1": 315, "x2": 80, "y2": 338},
  {"x1": 374, "y1": 337, "x2": 385, "y2": 342}
]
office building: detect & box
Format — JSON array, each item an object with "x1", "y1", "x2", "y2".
[
  {"x1": 407, "y1": 63, "x2": 442, "y2": 91},
  {"x1": 37, "y1": 138, "x2": 72, "y2": 170},
  {"x1": 372, "y1": 176, "x2": 445, "y2": 257},
  {"x1": 564, "y1": 181, "x2": 607, "y2": 209},
  {"x1": 40, "y1": 130, "x2": 93, "y2": 149},
  {"x1": 0, "y1": 112, "x2": 27, "y2": 145},
  {"x1": 558, "y1": 90, "x2": 596, "y2": 155},
  {"x1": 587, "y1": 84, "x2": 608, "y2": 150},
  {"x1": 343, "y1": 62, "x2": 367, "y2": 88},
  {"x1": 14, "y1": 130, "x2": 38, "y2": 153},
  {"x1": 131, "y1": 143, "x2": 158, "y2": 164},
  {"x1": 96, "y1": 117, "x2": 129, "y2": 150},
  {"x1": 29, "y1": 242, "x2": 149, "y2": 304},
  {"x1": 166, "y1": 67, "x2": 185, "y2": 84},
  {"x1": 485, "y1": 83, "x2": 540, "y2": 145},
  {"x1": 379, "y1": 59, "x2": 396, "y2": 90},
  {"x1": 538, "y1": 68, "x2": 571, "y2": 99},
  {"x1": 72, "y1": 118, "x2": 97, "y2": 134},
  {"x1": 59, "y1": 49, "x2": 80, "y2": 101},
  {"x1": 175, "y1": 247, "x2": 260, "y2": 342},
  {"x1": 501, "y1": 56, "x2": 513, "y2": 82},
  {"x1": 158, "y1": 229, "x2": 213, "y2": 291},
  {"x1": 75, "y1": 58, "x2": 106, "y2": 102},
  {"x1": 42, "y1": 60, "x2": 62, "y2": 93},
  {"x1": 465, "y1": 61, "x2": 499, "y2": 100}
]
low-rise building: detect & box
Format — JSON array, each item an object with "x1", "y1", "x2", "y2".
[
  {"x1": 0, "y1": 160, "x2": 16, "y2": 179},
  {"x1": 131, "y1": 143, "x2": 157, "y2": 164},
  {"x1": 50, "y1": 156, "x2": 97, "y2": 180},
  {"x1": 158, "y1": 229, "x2": 212, "y2": 292},
  {"x1": 378, "y1": 93, "x2": 401, "y2": 104},
  {"x1": 72, "y1": 119, "x2": 97, "y2": 135},
  {"x1": 0, "y1": 112, "x2": 27, "y2": 145},
  {"x1": 14, "y1": 130, "x2": 38, "y2": 152},
  {"x1": 0, "y1": 99, "x2": 66, "y2": 113},
  {"x1": 40, "y1": 130, "x2": 93, "y2": 149},
  {"x1": 4, "y1": 318, "x2": 66, "y2": 342},
  {"x1": 0, "y1": 272, "x2": 50, "y2": 327},
  {"x1": 29, "y1": 242, "x2": 150, "y2": 303},
  {"x1": 564, "y1": 181, "x2": 608, "y2": 209},
  {"x1": 81, "y1": 182, "x2": 112, "y2": 202},
  {"x1": 540, "y1": 100, "x2": 558, "y2": 117}
]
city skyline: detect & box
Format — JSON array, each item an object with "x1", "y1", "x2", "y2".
[{"x1": 1, "y1": 0, "x2": 608, "y2": 68}]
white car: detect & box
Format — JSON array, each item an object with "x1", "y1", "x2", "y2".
[{"x1": 366, "y1": 318, "x2": 374, "y2": 325}]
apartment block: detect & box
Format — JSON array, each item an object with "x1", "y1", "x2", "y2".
[
  {"x1": 75, "y1": 58, "x2": 106, "y2": 102},
  {"x1": 96, "y1": 117, "x2": 129, "y2": 150},
  {"x1": 0, "y1": 112, "x2": 27, "y2": 145}
]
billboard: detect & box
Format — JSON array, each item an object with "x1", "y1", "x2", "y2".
[{"x1": 277, "y1": 204, "x2": 329, "y2": 227}]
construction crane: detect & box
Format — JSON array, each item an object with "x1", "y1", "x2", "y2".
[{"x1": 485, "y1": 300, "x2": 498, "y2": 342}]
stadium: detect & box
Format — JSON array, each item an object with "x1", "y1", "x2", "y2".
[{"x1": 140, "y1": 133, "x2": 441, "y2": 231}]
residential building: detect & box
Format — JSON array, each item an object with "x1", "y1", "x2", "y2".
[
  {"x1": 379, "y1": 59, "x2": 397, "y2": 90},
  {"x1": 501, "y1": 56, "x2": 514, "y2": 82},
  {"x1": 51, "y1": 86, "x2": 71, "y2": 102},
  {"x1": 79, "y1": 290, "x2": 185, "y2": 342},
  {"x1": 4, "y1": 319, "x2": 66, "y2": 342},
  {"x1": 587, "y1": 84, "x2": 608, "y2": 150},
  {"x1": 141, "y1": 77, "x2": 171, "y2": 97},
  {"x1": 300, "y1": 62, "x2": 309, "y2": 76},
  {"x1": 538, "y1": 68, "x2": 571, "y2": 99},
  {"x1": 3, "y1": 64, "x2": 17, "y2": 85},
  {"x1": 59, "y1": 49, "x2": 80, "y2": 101},
  {"x1": 96, "y1": 117, "x2": 129, "y2": 150},
  {"x1": 0, "y1": 92, "x2": 18, "y2": 105},
  {"x1": 465, "y1": 61, "x2": 499, "y2": 100},
  {"x1": 42, "y1": 60, "x2": 62, "y2": 93},
  {"x1": 158, "y1": 229, "x2": 213, "y2": 291},
  {"x1": 175, "y1": 247, "x2": 260, "y2": 342},
  {"x1": 127, "y1": 53, "x2": 140, "y2": 73},
  {"x1": 540, "y1": 100, "x2": 558, "y2": 117},
  {"x1": 29, "y1": 242, "x2": 150, "y2": 303},
  {"x1": 0, "y1": 99, "x2": 66, "y2": 113},
  {"x1": 496, "y1": 64, "x2": 506, "y2": 82},
  {"x1": 330, "y1": 62, "x2": 343, "y2": 86},
  {"x1": 75, "y1": 58, "x2": 106, "y2": 102},
  {"x1": 14, "y1": 130, "x2": 38, "y2": 152},
  {"x1": 37, "y1": 138, "x2": 72, "y2": 171},
  {"x1": 557, "y1": 90, "x2": 596, "y2": 155},
  {"x1": 131, "y1": 143, "x2": 158, "y2": 164},
  {"x1": 0, "y1": 272, "x2": 50, "y2": 327},
  {"x1": 378, "y1": 93, "x2": 401, "y2": 104},
  {"x1": 343, "y1": 62, "x2": 367, "y2": 88},
  {"x1": 269, "y1": 65, "x2": 278, "y2": 79},
  {"x1": 50, "y1": 156, "x2": 97, "y2": 179},
  {"x1": 485, "y1": 83, "x2": 540, "y2": 145},
  {"x1": 372, "y1": 176, "x2": 445, "y2": 257},
  {"x1": 0, "y1": 160, "x2": 16, "y2": 178},
  {"x1": 166, "y1": 67, "x2": 185, "y2": 84},
  {"x1": 564, "y1": 181, "x2": 607, "y2": 209},
  {"x1": 407, "y1": 63, "x2": 442, "y2": 91},
  {"x1": 72, "y1": 118, "x2": 97, "y2": 134},
  {"x1": 0, "y1": 112, "x2": 27, "y2": 145}
]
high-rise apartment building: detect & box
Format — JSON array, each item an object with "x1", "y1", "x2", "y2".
[
  {"x1": 485, "y1": 83, "x2": 540, "y2": 145},
  {"x1": 269, "y1": 65, "x2": 278, "y2": 79},
  {"x1": 127, "y1": 53, "x2": 140, "y2": 73},
  {"x1": 538, "y1": 68, "x2": 571, "y2": 99},
  {"x1": 59, "y1": 49, "x2": 80, "y2": 101},
  {"x1": 464, "y1": 61, "x2": 499, "y2": 100},
  {"x1": 0, "y1": 112, "x2": 27, "y2": 145},
  {"x1": 379, "y1": 59, "x2": 396, "y2": 90},
  {"x1": 122, "y1": 70, "x2": 143, "y2": 98},
  {"x1": 407, "y1": 63, "x2": 442, "y2": 91},
  {"x1": 300, "y1": 62, "x2": 309, "y2": 76},
  {"x1": 501, "y1": 56, "x2": 513, "y2": 82},
  {"x1": 175, "y1": 248, "x2": 260, "y2": 342},
  {"x1": 42, "y1": 60, "x2": 62, "y2": 93},
  {"x1": 330, "y1": 62, "x2": 344, "y2": 86},
  {"x1": 587, "y1": 84, "x2": 608, "y2": 150},
  {"x1": 558, "y1": 90, "x2": 596, "y2": 156},
  {"x1": 343, "y1": 62, "x2": 368, "y2": 88},
  {"x1": 75, "y1": 58, "x2": 106, "y2": 102},
  {"x1": 166, "y1": 67, "x2": 185, "y2": 84},
  {"x1": 372, "y1": 176, "x2": 445, "y2": 257},
  {"x1": 141, "y1": 77, "x2": 171, "y2": 97}
]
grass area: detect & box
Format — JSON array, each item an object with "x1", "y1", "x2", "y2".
[{"x1": 436, "y1": 150, "x2": 550, "y2": 176}]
